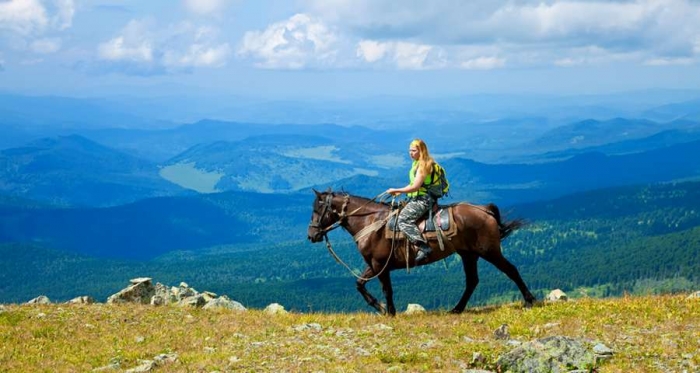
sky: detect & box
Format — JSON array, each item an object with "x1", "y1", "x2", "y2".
[{"x1": 1, "y1": 0, "x2": 700, "y2": 100}]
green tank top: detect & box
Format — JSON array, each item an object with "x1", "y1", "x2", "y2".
[{"x1": 407, "y1": 161, "x2": 434, "y2": 198}]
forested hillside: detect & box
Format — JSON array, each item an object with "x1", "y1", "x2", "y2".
[{"x1": 2, "y1": 181, "x2": 698, "y2": 312}]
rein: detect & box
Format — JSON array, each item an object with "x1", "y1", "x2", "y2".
[{"x1": 314, "y1": 192, "x2": 399, "y2": 281}]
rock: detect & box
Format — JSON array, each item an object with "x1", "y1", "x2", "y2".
[
  {"x1": 27, "y1": 295, "x2": 51, "y2": 304},
  {"x1": 264, "y1": 303, "x2": 288, "y2": 315},
  {"x1": 496, "y1": 336, "x2": 604, "y2": 372},
  {"x1": 686, "y1": 291, "x2": 700, "y2": 300},
  {"x1": 153, "y1": 353, "x2": 178, "y2": 364},
  {"x1": 405, "y1": 303, "x2": 426, "y2": 314},
  {"x1": 130, "y1": 277, "x2": 152, "y2": 285},
  {"x1": 67, "y1": 296, "x2": 95, "y2": 304},
  {"x1": 471, "y1": 351, "x2": 486, "y2": 365},
  {"x1": 547, "y1": 289, "x2": 568, "y2": 302},
  {"x1": 202, "y1": 296, "x2": 247, "y2": 311},
  {"x1": 92, "y1": 361, "x2": 120, "y2": 371},
  {"x1": 151, "y1": 283, "x2": 175, "y2": 306},
  {"x1": 174, "y1": 282, "x2": 196, "y2": 300},
  {"x1": 494, "y1": 324, "x2": 510, "y2": 340},
  {"x1": 107, "y1": 278, "x2": 154, "y2": 305},
  {"x1": 293, "y1": 323, "x2": 322, "y2": 332},
  {"x1": 125, "y1": 360, "x2": 155, "y2": 373},
  {"x1": 178, "y1": 295, "x2": 207, "y2": 308}
]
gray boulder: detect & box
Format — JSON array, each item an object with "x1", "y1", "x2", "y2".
[
  {"x1": 203, "y1": 296, "x2": 247, "y2": 311},
  {"x1": 67, "y1": 296, "x2": 96, "y2": 304},
  {"x1": 107, "y1": 278, "x2": 155, "y2": 304},
  {"x1": 263, "y1": 303, "x2": 287, "y2": 315},
  {"x1": 27, "y1": 295, "x2": 51, "y2": 304},
  {"x1": 405, "y1": 303, "x2": 426, "y2": 314},
  {"x1": 547, "y1": 289, "x2": 568, "y2": 302},
  {"x1": 497, "y1": 336, "x2": 612, "y2": 372}
]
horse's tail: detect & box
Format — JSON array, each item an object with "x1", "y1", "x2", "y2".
[{"x1": 485, "y1": 203, "x2": 527, "y2": 240}]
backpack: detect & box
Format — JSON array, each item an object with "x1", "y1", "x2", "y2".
[{"x1": 426, "y1": 163, "x2": 450, "y2": 199}]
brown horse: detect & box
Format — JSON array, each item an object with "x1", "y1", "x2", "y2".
[{"x1": 307, "y1": 189, "x2": 536, "y2": 315}]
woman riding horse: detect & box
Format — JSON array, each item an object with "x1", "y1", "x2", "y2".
[{"x1": 307, "y1": 189, "x2": 536, "y2": 316}]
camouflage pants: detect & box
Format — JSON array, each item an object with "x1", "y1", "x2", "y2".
[{"x1": 398, "y1": 195, "x2": 432, "y2": 244}]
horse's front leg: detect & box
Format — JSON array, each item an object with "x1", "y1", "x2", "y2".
[{"x1": 356, "y1": 266, "x2": 387, "y2": 315}]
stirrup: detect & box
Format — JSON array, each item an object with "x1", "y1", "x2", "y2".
[{"x1": 415, "y1": 243, "x2": 431, "y2": 263}]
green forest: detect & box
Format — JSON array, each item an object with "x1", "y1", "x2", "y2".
[{"x1": 1, "y1": 180, "x2": 699, "y2": 312}]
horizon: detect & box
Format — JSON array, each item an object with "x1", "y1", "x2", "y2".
[{"x1": 1, "y1": 0, "x2": 700, "y2": 101}]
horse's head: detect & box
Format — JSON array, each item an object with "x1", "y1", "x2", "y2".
[{"x1": 307, "y1": 188, "x2": 346, "y2": 243}]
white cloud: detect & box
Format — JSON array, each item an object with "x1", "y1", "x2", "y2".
[
  {"x1": 460, "y1": 56, "x2": 505, "y2": 70},
  {"x1": 30, "y1": 37, "x2": 61, "y2": 53},
  {"x1": 51, "y1": 0, "x2": 74, "y2": 30},
  {"x1": 356, "y1": 40, "x2": 387, "y2": 62},
  {"x1": 393, "y1": 42, "x2": 434, "y2": 70},
  {"x1": 355, "y1": 39, "x2": 447, "y2": 69},
  {"x1": 96, "y1": 19, "x2": 231, "y2": 74},
  {"x1": 98, "y1": 20, "x2": 153, "y2": 62},
  {"x1": 183, "y1": 0, "x2": 226, "y2": 16},
  {"x1": 301, "y1": 0, "x2": 700, "y2": 69},
  {"x1": 238, "y1": 13, "x2": 338, "y2": 69},
  {"x1": 163, "y1": 43, "x2": 231, "y2": 68},
  {"x1": 0, "y1": 0, "x2": 74, "y2": 57},
  {"x1": 0, "y1": 0, "x2": 48, "y2": 36},
  {"x1": 644, "y1": 57, "x2": 695, "y2": 66}
]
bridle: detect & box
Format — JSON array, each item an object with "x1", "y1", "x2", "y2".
[
  {"x1": 309, "y1": 191, "x2": 397, "y2": 281},
  {"x1": 308, "y1": 193, "x2": 350, "y2": 240}
]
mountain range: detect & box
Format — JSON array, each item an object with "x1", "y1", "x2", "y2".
[{"x1": 1, "y1": 92, "x2": 700, "y2": 309}]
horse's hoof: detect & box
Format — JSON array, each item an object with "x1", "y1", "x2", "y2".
[{"x1": 449, "y1": 308, "x2": 464, "y2": 314}]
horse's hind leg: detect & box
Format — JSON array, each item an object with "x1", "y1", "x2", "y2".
[
  {"x1": 378, "y1": 271, "x2": 396, "y2": 316},
  {"x1": 482, "y1": 248, "x2": 536, "y2": 307},
  {"x1": 451, "y1": 251, "x2": 479, "y2": 314},
  {"x1": 356, "y1": 266, "x2": 387, "y2": 314}
]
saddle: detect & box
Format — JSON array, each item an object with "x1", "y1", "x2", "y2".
[{"x1": 385, "y1": 204, "x2": 457, "y2": 241}]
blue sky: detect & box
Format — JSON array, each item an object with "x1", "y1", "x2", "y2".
[{"x1": 1, "y1": 0, "x2": 700, "y2": 99}]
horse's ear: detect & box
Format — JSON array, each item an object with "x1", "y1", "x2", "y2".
[{"x1": 312, "y1": 188, "x2": 321, "y2": 197}]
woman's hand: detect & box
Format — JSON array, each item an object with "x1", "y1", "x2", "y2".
[{"x1": 386, "y1": 188, "x2": 402, "y2": 196}]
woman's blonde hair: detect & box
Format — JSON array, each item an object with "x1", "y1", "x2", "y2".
[{"x1": 410, "y1": 139, "x2": 435, "y2": 175}]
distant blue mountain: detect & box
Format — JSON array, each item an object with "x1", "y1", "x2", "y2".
[
  {"x1": 0, "y1": 135, "x2": 187, "y2": 206},
  {"x1": 0, "y1": 94, "x2": 174, "y2": 129},
  {"x1": 80, "y1": 119, "x2": 399, "y2": 162},
  {"x1": 525, "y1": 117, "x2": 692, "y2": 153},
  {"x1": 0, "y1": 191, "x2": 309, "y2": 260},
  {"x1": 327, "y1": 139, "x2": 700, "y2": 206}
]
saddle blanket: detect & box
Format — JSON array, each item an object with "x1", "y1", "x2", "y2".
[{"x1": 385, "y1": 206, "x2": 457, "y2": 241}]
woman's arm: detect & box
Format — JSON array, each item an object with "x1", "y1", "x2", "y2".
[{"x1": 386, "y1": 169, "x2": 427, "y2": 196}]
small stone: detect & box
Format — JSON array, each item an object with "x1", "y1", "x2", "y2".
[
  {"x1": 686, "y1": 291, "x2": 700, "y2": 300},
  {"x1": 27, "y1": 295, "x2": 51, "y2": 304},
  {"x1": 125, "y1": 360, "x2": 154, "y2": 373},
  {"x1": 405, "y1": 303, "x2": 426, "y2": 314},
  {"x1": 547, "y1": 289, "x2": 568, "y2": 302},
  {"x1": 593, "y1": 343, "x2": 614, "y2": 356},
  {"x1": 153, "y1": 353, "x2": 177, "y2": 365},
  {"x1": 471, "y1": 351, "x2": 486, "y2": 365},
  {"x1": 264, "y1": 303, "x2": 288, "y2": 315},
  {"x1": 129, "y1": 277, "x2": 152, "y2": 285},
  {"x1": 494, "y1": 324, "x2": 510, "y2": 340}
]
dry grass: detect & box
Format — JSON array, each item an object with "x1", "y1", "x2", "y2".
[{"x1": 1, "y1": 294, "x2": 699, "y2": 372}]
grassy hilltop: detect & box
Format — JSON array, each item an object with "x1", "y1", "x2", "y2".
[{"x1": 1, "y1": 294, "x2": 698, "y2": 372}]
